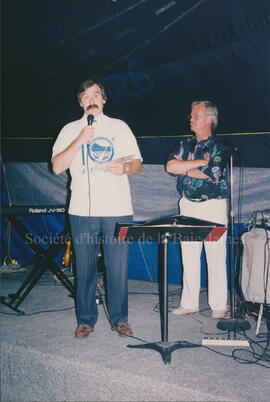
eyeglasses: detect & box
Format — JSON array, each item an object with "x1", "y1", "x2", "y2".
[{"x1": 188, "y1": 113, "x2": 213, "y2": 121}]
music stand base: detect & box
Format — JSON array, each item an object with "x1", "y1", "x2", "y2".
[{"x1": 127, "y1": 341, "x2": 200, "y2": 364}]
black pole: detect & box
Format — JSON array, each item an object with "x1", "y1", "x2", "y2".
[
  {"x1": 229, "y1": 154, "x2": 235, "y2": 320},
  {"x1": 217, "y1": 150, "x2": 250, "y2": 334},
  {"x1": 161, "y1": 234, "x2": 169, "y2": 342}
]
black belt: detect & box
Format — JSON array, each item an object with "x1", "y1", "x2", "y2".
[{"x1": 183, "y1": 195, "x2": 207, "y2": 203}]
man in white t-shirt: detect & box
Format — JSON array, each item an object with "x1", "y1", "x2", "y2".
[{"x1": 52, "y1": 79, "x2": 142, "y2": 338}]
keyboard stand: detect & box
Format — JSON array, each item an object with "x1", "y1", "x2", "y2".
[{"x1": 1, "y1": 216, "x2": 74, "y2": 314}]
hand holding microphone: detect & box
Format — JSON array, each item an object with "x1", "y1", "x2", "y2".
[{"x1": 80, "y1": 114, "x2": 95, "y2": 144}]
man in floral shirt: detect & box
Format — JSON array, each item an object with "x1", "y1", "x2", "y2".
[{"x1": 166, "y1": 101, "x2": 229, "y2": 319}]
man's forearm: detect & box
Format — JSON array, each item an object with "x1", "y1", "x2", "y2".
[
  {"x1": 186, "y1": 168, "x2": 210, "y2": 179},
  {"x1": 166, "y1": 159, "x2": 207, "y2": 175}
]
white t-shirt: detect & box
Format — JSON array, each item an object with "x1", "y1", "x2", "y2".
[{"x1": 52, "y1": 113, "x2": 142, "y2": 217}]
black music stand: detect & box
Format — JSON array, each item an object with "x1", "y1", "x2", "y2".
[
  {"x1": 115, "y1": 215, "x2": 227, "y2": 364},
  {"x1": 1, "y1": 210, "x2": 75, "y2": 314}
]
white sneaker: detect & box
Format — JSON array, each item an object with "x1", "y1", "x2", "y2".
[
  {"x1": 212, "y1": 310, "x2": 226, "y2": 318},
  {"x1": 172, "y1": 306, "x2": 199, "y2": 315}
]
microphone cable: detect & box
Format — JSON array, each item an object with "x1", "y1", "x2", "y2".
[
  {"x1": 86, "y1": 145, "x2": 91, "y2": 216},
  {"x1": 86, "y1": 114, "x2": 94, "y2": 216}
]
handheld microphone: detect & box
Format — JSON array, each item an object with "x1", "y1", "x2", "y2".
[
  {"x1": 86, "y1": 114, "x2": 94, "y2": 149},
  {"x1": 222, "y1": 140, "x2": 238, "y2": 153},
  {"x1": 87, "y1": 114, "x2": 94, "y2": 125}
]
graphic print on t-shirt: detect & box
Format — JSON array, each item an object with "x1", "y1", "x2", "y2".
[{"x1": 88, "y1": 137, "x2": 114, "y2": 164}]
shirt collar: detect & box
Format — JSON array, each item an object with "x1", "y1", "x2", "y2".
[{"x1": 193, "y1": 134, "x2": 214, "y2": 145}]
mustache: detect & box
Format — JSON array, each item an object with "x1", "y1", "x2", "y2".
[{"x1": 86, "y1": 104, "x2": 99, "y2": 111}]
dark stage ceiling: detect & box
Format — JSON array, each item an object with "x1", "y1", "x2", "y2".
[{"x1": 1, "y1": 0, "x2": 270, "y2": 164}]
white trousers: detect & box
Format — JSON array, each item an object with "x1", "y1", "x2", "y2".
[{"x1": 179, "y1": 197, "x2": 228, "y2": 311}]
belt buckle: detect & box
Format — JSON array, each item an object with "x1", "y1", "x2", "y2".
[{"x1": 191, "y1": 198, "x2": 204, "y2": 203}]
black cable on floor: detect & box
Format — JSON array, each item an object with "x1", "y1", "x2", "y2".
[{"x1": 0, "y1": 306, "x2": 74, "y2": 316}]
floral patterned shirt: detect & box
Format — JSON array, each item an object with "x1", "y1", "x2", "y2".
[{"x1": 166, "y1": 135, "x2": 229, "y2": 201}]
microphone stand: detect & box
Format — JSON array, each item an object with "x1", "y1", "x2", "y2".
[{"x1": 216, "y1": 148, "x2": 250, "y2": 340}]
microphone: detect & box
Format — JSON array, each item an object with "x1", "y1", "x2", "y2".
[
  {"x1": 87, "y1": 114, "x2": 94, "y2": 125},
  {"x1": 86, "y1": 114, "x2": 94, "y2": 149},
  {"x1": 220, "y1": 139, "x2": 238, "y2": 153}
]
